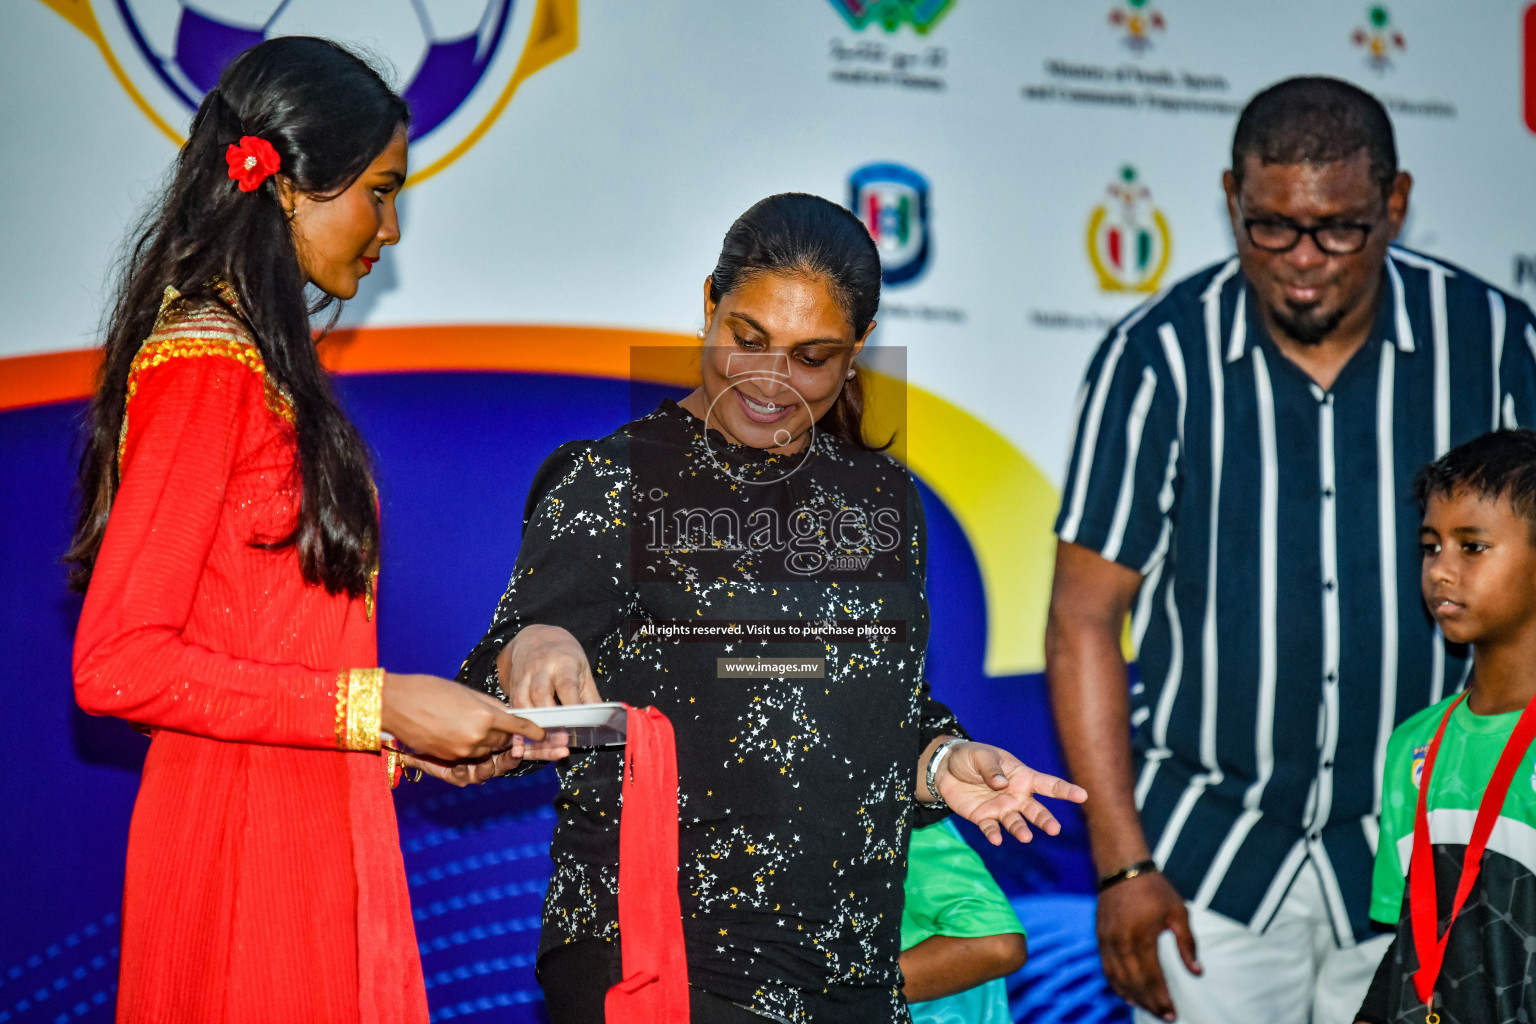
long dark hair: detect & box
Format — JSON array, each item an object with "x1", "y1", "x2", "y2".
[
  {"x1": 708, "y1": 193, "x2": 889, "y2": 451},
  {"x1": 66, "y1": 37, "x2": 409, "y2": 596}
]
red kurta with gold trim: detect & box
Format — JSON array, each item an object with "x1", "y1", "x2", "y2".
[{"x1": 72, "y1": 293, "x2": 427, "y2": 1024}]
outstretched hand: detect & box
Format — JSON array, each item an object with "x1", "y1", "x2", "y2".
[{"x1": 934, "y1": 741, "x2": 1088, "y2": 845}]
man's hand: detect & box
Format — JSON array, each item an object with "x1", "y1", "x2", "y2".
[
  {"x1": 496, "y1": 624, "x2": 602, "y2": 708},
  {"x1": 1046, "y1": 539, "x2": 1190, "y2": 1020},
  {"x1": 1097, "y1": 871, "x2": 1200, "y2": 1022}
]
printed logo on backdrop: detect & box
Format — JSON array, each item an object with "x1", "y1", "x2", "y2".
[
  {"x1": 1107, "y1": 0, "x2": 1165, "y2": 54},
  {"x1": 1087, "y1": 166, "x2": 1170, "y2": 294},
  {"x1": 826, "y1": 0, "x2": 950, "y2": 90},
  {"x1": 828, "y1": 0, "x2": 953, "y2": 34},
  {"x1": 1352, "y1": 5, "x2": 1405, "y2": 72},
  {"x1": 1337, "y1": 6, "x2": 1458, "y2": 119},
  {"x1": 850, "y1": 163, "x2": 931, "y2": 286},
  {"x1": 1022, "y1": 4, "x2": 1237, "y2": 117},
  {"x1": 39, "y1": 0, "x2": 576, "y2": 185}
]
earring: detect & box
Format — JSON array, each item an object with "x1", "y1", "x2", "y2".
[
  {"x1": 284, "y1": 207, "x2": 296, "y2": 221},
  {"x1": 697, "y1": 328, "x2": 706, "y2": 340},
  {"x1": 846, "y1": 368, "x2": 856, "y2": 379}
]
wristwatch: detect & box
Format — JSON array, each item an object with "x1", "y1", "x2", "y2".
[{"x1": 920, "y1": 737, "x2": 967, "y2": 811}]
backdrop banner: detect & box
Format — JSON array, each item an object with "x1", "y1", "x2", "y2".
[{"x1": 3, "y1": 2, "x2": 1534, "y2": 1022}]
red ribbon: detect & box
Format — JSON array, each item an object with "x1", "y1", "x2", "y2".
[
  {"x1": 225, "y1": 135, "x2": 280, "y2": 192},
  {"x1": 1409, "y1": 689, "x2": 1536, "y2": 1017},
  {"x1": 605, "y1": 704, "x2": 690, "y2": 1023}
]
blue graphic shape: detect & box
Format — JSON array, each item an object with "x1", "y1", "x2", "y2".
[
  {"x1": 1010, "y1": 895, "x2": 1130, "y2": 1023},
  {"x1": 173, "y1": 6, "x2": 262, "y2": 101},
  {"x1": 401, "y1": 24, "x2": 510, "y2": 142}
]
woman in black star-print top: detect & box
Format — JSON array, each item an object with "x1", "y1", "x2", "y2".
[{"x1": 459, "y1": 194, "x2": 1085, "y2": 1024}]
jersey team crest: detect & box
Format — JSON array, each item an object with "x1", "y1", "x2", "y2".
[
  {"x1": 1087, "y1": 165, "x2": 1171, "y2": 294},
  {"x1": 1412, "y1": 743, "x2": 1428, "y2": 788},
  {"x1": 37, "y1": 0, "x2": 576, "y2": 186}
]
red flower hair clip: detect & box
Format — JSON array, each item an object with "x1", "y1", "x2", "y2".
[{"x1": 225, "y1": 136, "x2": 280, "y2": 192}]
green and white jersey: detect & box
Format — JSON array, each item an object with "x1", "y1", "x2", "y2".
[{"x1": 1364, "y1": 693, "x2": 1536, "y2": 1024}]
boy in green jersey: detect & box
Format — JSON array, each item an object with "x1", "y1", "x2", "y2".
[
  {"x1": 1356, "y1": 429, "x2": 1536, "y2": 1024},
  {"x1": 901, "y1": 819, "x2": 1028, "y2": 1023}
]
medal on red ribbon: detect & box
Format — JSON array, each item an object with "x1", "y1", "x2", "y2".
[{"x1": 1409, "y1": 690, "x2": 1536, "y2": 1024}]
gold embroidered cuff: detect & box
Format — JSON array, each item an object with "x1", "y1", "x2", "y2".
[
  {"x1": 333, "y1": 670, "x2": 349, "y2": 749},
  {"x1": 335, "y1": 667, "x2": 384, "y2": 751}
]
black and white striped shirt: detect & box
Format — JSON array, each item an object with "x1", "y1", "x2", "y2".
[{"x1": 1056, "y1": 248, "x2": 1536, "y2": 943}]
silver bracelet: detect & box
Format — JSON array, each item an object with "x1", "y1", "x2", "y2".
[{"x1": 921, "y1": 737, "x2": 967, "y2": 810}]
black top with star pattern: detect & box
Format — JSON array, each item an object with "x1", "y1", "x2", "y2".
[{"x1": 460, "y1": 399, "x2": 965, "y2": 1020}]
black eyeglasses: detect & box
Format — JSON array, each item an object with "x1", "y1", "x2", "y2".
[{"x1": 1243, "y1": 217, "x2": 1375, "y2": 256}]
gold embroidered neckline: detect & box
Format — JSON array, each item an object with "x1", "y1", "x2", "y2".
[{"x1": 118, "y1": 289, "x2": 296, "y2": 468}]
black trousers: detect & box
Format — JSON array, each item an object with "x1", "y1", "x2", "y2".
[{"x1": 538, "y1": 940, "x2": 767, "y2": 1024}]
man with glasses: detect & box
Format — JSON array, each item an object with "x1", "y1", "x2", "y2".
[{"x1": 1047, "y1": 76, "x2": 1536, "y2": 1024}]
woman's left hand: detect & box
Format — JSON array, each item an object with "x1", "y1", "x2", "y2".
[
  {"x1": 397, "y1": 732, "x2": 568, "y2": 788},
  {"x1": 934, "y1": 741, "x2": 1087, "y2": 846}
]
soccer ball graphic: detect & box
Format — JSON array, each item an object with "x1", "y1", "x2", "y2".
[{"x1": 116, "y1": 0, "x2": 515, "y2": 142}]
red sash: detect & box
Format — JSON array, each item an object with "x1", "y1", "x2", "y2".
[
  {"x1": 1409, "y1": 690, "x2": 1536, "y2": 1021},
  {"x1": 605, "y1": 704, "x2": 690, "y2": 1024}
]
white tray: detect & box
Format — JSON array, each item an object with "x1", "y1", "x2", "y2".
[{"x1": 505, "y1": 701, "x2": 628, "y2": 748}]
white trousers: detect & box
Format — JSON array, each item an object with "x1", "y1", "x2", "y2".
[{"x1": 1131, "y1": 865, "x2": 1393, "y2": 1024}]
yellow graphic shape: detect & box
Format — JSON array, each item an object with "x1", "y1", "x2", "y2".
[
  {"x1": 862, "y1": 371, "x2": 1056, "y2": 676},
  {"x1": 36, "y1": 0, "x2": 577, "y2": 186},
  {"x1": 1087, "y1": 205, "x2": 1171, "y2": 294}
]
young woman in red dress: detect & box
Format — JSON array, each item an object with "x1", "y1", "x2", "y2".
[{"x1": 66, "y1": 37, "x2": 550, "y2": 1023}]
